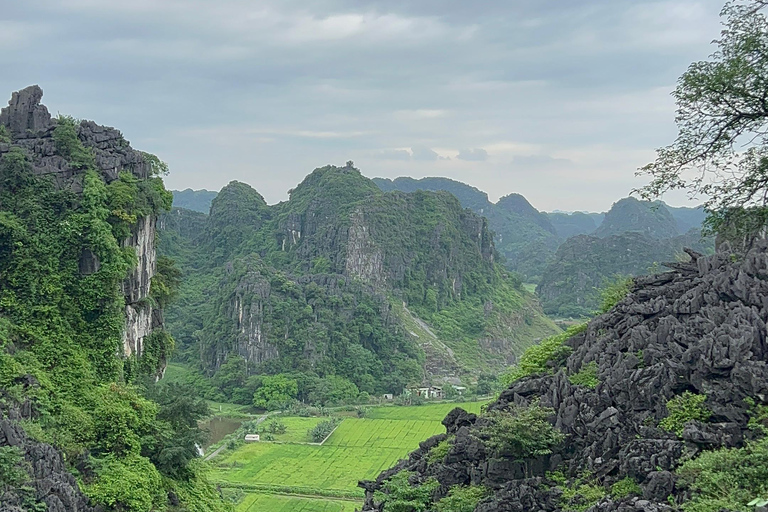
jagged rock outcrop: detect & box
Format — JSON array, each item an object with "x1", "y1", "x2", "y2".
[
  {"x1": 362, "y1": 243, "x2": 768, "y2": 511},
  {"x1": 0, "y1": 86, "x2": 161, "y2": 360},
  {"x1": 0, "y1": 407, "x2": 97, "y2": 512}
]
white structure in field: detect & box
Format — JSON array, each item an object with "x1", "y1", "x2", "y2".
[{"x1": 244, "y1": 434, "x2": 260, "y2": 442}]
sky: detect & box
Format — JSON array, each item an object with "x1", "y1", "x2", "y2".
[{"x1": 0, "y1": 0, "x2": 727, "y2": 211}]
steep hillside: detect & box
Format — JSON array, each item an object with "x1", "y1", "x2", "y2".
[
  {"x1": 361, "y1": 243, "x2": 768, "y2": 512},
  {"x1": 594, "y1": 198, "x2": 679, "y2": 239},
  {"x1": 161, "y1": 167, "x2": 558, "y2": 402},
  {"x1": 373, "y1": 177, "x2": 560, "y2": 281},
  {"x1": 0, "y1": 87, "x2": 225, "y2": 511},
  {"x1": 171, "y1": 188, "x2": 218, "y2": 213},
  {"x1": 537, "y1": 230, "x2": 712, "y2": 317},
  {"x1": 546, "y1": 211, "x2": 599, "y2": 239}
]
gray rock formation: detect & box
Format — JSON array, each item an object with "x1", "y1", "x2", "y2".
[
  {"x1": 0, "y1": 406, "x2": 97, "y2": 512},
  {"x1": 0, "y1": 86, "x2": 161, "y2": 363},
  {"x1": 362, "y1": 242, "x2": 768, "y2": 511}
]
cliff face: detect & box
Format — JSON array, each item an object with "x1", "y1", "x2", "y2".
[
  {"x1": 0, "y1": 86, "x2": 162, "y2": 362},
  {"x1": 161, "y1": 167, "x2": 557, "y2": 390},
  {"x1": 361, "y1": 243, "x2": 768, "y2": 511}
]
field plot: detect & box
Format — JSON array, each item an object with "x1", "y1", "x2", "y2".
[
  {"x1": 214, "y1": 401, "x2": 490, "y2": 511},
  {"x1": 236, "y1": 493, "x2": 357, "y2": 512},
  {"x1": 267, "y1": 416, "x2": 324, "y2": 443}
]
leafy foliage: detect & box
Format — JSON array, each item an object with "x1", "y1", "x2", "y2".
[
  {"x1": 611, "y1": 477, "x2": 642, "y2": 499},
  {"x1": 501, "y1": 323, "x2": 587, "y2": 385},
  {"x1": 473, "y1": 403, "x2": 565, "y2": 459},
  {"x1": 308, "y1": 417, "x2": 341, "y2": 442},
  {"x1": 569, "y1": 361, "x2": 599, "y2": 389},
  {"x1": 373, "y1": 471, "x2": 440, "y2": 512},
  {"x1": 637, "y1": 1, "x2": 768, "y2": 238},
  {"x1": 0, "y1": 446, "x2": 29, "y2": 496},
  {"x1": 659, "y1": 392, "x2": 711, "y2": 436},
  {"x1": 434, "y1": 484, "x2": 489, "y2": 512},
  {"x1": 677, "y1": 437, "x2": 768, "y2": 512},
  {"x1": 597, "y1": 276, "x2": 633, "y2": 314},
  {"x1": 252, "y1": 374, "x2": 299, "y2": 411},
  {"x1": 427, "y1": 437, "x2": 454, "y2": 464}
]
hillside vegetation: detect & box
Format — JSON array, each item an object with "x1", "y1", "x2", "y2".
[{"x1": 160, "y1": 165, "x2": 558, "y2": 406}]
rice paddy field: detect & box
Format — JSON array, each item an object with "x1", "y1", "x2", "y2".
[{"x1": 210, "y1": 401, "x2": 488, "y2": 511}]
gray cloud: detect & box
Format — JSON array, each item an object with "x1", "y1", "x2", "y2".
[
  {"x1": 411, "y1": 146, "x2": 439, "y2": 161},
  {"x1": 457, "y1": 148, "x2": 488, "y2": 161},
  {"x1": 0, "y1": 0, "x2": 723, "y2": 211}
]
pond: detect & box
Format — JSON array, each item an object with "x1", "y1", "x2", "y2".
[{"x1": 200, "y1": 417, "x2": 244, "y2": 447}]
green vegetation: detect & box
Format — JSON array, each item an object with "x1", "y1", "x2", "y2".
[
  {"x1": 235, "y1": 492, "x2": 358, "y2": 512},
  {"x1": 677, "y1": 437, "x2": 768, "y2": 512},
  {"x1": 611, "y1": 477, "x2": 642, "y2": 499},
  {"x1": 373, "y1": 471, "x2": 439, "y2": 512},
  {"x1": 569, "y1": 361, "x2": 599, "y2": 389},
  {"x1": 0, "y1": 446, "x2": 30, "y2": 497},
  {"x1": 501, "y1": 323, "x2": 587, "y2": 385},
  {"x1": 427, "y1": 437, "x2": 454, "y2": 464},
  {"x1": 434, "y1": 485, "x2": 489, "y2": 512},
  {"x1": 559, "y1": 476, "x2": 606, "y2": 512},
  {"x1": 638, "y1": 1, "x2": 768, "y2": 238},
  {"x1": 659, "y1": 392, "x2": 710, "y2": 436},
  {"x1": 473, "y1": 403, "x2": 565, "y2": 459},
  {"x1": 308, "y1": 418, "x2": 341, "y2": 442},
  {"x1": 0, "y1": 124, "x2": 225, "y2": 510},
  {"x1": 597, "y1": 276, "x2": 633, "y2": 314},
  {"x1": 253, "y1": 375, "x2": 299, "y2": 411},
  {"x1": 161, "y1": 165, "x2": 558, "y2": 402}
]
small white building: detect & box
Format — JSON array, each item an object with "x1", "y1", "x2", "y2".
[
  {"x1": 244, "y1": 434, "x2": 260, "y2": 442},
  {"x1": 383, "y1": 393, "x2": 394, "y2": 400}
]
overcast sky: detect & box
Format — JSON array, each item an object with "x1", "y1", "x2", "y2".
[{"x1": 1, "y1": 0, "x2": 726, "y2": 211}]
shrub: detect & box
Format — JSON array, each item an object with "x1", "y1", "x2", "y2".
[
  {"x1": 597, "y1": 276, "x2": 633, "y2": 314},
  {"x1": 569, "y1": 361, "x2": 599, "y2": 389},
  {"x1": 84, "y1": 454, "x2": 165, "y2": 512},
  {"x1": 677, "y1": 437, "x2": 768, "y2": 512},
  {"x1": 427, "y1": 437, "x2": 453, "y2": 464},
  {"x1": 473, "y1": 403, "x2": 565, "y2": 459},
  {"x1": 308, "y1": 418, "x2": 340, "y2": 443},
  {"x1": 266, "y1": 419, "x2": 287, "y2": 435},
  {"x1": 0, "y1": 446, "x2": 29, "y2": 495},
  {"x1": 659, "y1": 392, "x2": 710, "y2": 436},
  {"x1": 501, "y1": 323, "x2": 587, "y2": 385},
  {"x1": 373, "y1": 470, "x2": 439, "y2": 512},
  {"x1": 561, "y1": 478, "x2": 606, "y2": 512},
  {"x1": 435, "y1": 485, "x2": 489, "y2": 512},
  {"x1": 611, "y1": 477, "x2": 642, "y2": 499}
]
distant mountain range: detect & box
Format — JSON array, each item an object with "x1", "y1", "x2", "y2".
[{"x1": 172, "y1": 177, "x2": 713, "y2": 318}]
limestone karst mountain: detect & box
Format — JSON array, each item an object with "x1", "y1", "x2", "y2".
[{"x1": 160, "y1": 167, "x2": 559, "y2": 403}]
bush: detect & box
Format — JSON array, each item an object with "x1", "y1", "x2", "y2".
[
  {"x1": 677, "y1": 437, "x2": 768, "y2": 512},
  {"x1": 501, "y1": 323, "x2": 587, "y2": 385},
  {"x1": 427, "y1": 437, "x2": 453, "y2": 464},
  {"x1": 659, "y1": 392, "x2": 710, "y2": 436},
  {"x1": 569, "y1": 361, "x2": 599, "y2": 389},
  {"x1": 266, "y1": 420, "x2": 287, "y2": 435},
  {"x1": 435, "y1": 485, "x2": 489, "y2": 512},
  {"x1": 308, "y1": 418, "x2": 341, "y2": 443},
  {"x1": 373, "y1": 470, "x2": 439, "y2": 512},
  {"x1": 0, "y1": 446, "x2": 30, "y2": 495},
  {"x1": 84, "y1": 454, "x2": 165, "y2": 512},
  {"x1": 611, "y1": 477, "x2": 642, "y2": 499},
  {"x1": 597, "y1": 276, "x2": 633, "y2": 314},
  {"x1": 473, "y1": 403, "x2": 565, "y2": 459}
]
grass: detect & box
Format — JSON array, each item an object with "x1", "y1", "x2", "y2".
[
  {"x1": 236, "y1": 492, "x2": 358, "y2": 512},
  {"x1": 268, "y1": 417, "x2": 325, "y2": 443},
  {"x1": 212, "y1": 401, "x2": 489, "y2": 508}
]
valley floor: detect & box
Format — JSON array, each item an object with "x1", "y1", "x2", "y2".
[{"x1": 209, "y1": 401, "x2": 488, "y2": 511}]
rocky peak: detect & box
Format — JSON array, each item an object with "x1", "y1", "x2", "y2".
[{"x1": 0, "y1": 85, "x2": 51, "y2": 136}]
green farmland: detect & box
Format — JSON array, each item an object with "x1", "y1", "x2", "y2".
[{"x1": 210, "y1": 401, "x2": 488, "y2": 511}]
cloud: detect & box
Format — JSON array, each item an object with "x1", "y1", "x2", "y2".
[
  {"x1": 456, "y1": 148, "x2": 488, "y2": 161},
  {"x1": 0, "y1": 0, "x2": 725, "y2": 211},
  {"x1": 411, "y1": 146, "x2": 439, "y2": 161},
  {"x1": 374, "y1": 149, "x2": 411, "y2": 160}
]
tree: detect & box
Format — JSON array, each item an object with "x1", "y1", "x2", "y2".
[
  {"x1": 637, "y1": 0, "x2": 768, "y2": 238},
  {"x1": 252, "y1": 374, "x2": 298, "y2": 410}
]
